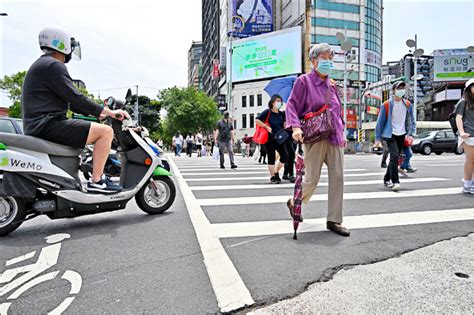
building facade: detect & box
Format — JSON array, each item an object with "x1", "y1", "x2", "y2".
[
  {"x1": 202, "y1": 0, "x2": 384, "y2": 135},
  {"x1": 188, "y1": 41, "x2": 203, "y2": 89},
  {"x1": 202, "y1": 0, "x2": 221, "y2": 98}
]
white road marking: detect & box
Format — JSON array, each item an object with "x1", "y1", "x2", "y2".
[
  {"x1": 184, "y1": 172, "x2": 387, "y2": 181},
  {"x1": 190, "y1": 178, "x2": 450, "y2": 191},
  {"x1": 180, "y1": 168, "x2": 369, "y2": 175},
  {"x1": 198, "y1": 187, "x2": 464, "y2": 206},
  {"x1": 168, "y1": 157, "x2": 254, "y2": 312},
  {"x1": 212, "y1": 208, "x2": 474, "y2": 238},
  {"x1": 426, "y1": 164, "x2": 464, "y2": 167},
  {"x1": 5, "y1": 251, "x2": 36, "y2": 267}
]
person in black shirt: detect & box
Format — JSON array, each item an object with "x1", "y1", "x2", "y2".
[
  {"x1": 21, "y1": 27, "x2": 128, "y2": 193},
  {"x1": 214, "y1": 112, "x2": 238, "y2": 169},
  {"x1": 256, "y1": 95, "x2": 295, "y2": 184}
]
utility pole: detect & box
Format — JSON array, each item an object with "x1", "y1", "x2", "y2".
[
  {"x1": 304, "y1": 0, "x2": 312, "y2": 73},
  {"x1": 135, "y1": 85, "x2": 139, "y2": 124},
  {"x1": 227, "y1": 1, "x2": 233, "y2": 118}
]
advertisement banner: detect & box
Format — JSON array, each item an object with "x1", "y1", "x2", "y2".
[
  {"x1": 230, "y1": 27, "x2": 302, "y2": 83},
  {"x1": 433, "y1": 49, "x2": 474, "y2": 82},
  {"x1": 231, "y1": 0, "x2": 273, "y2": 38},
  {"x1": 213, "y1": 59, "x2": 220, "y2": 79}
]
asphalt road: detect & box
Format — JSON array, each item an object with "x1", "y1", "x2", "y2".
[{"x1": 1, "y1": 152, "x2": 472, "y2": 314}]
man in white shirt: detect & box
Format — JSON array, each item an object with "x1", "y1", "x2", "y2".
[
  {"x1": 374, "y1": 82, "x2": 416, "y2": 191},
  {"x1": 173, "y1": 132, "x2": 184, "y2": 157}
]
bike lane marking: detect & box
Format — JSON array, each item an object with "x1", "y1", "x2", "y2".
[{"x1": 168, "y1": 157, "x2": 254, "y2": 313}]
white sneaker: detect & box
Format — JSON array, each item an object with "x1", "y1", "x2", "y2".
[
  {"x1": 463, "y1": 185, "x2": 472, "y2": 194},
  {"x1": 392, "y1": 183, "x2": 401, "y2": 192},
  {"x1": 398, "y1": 168, "x2": 408, "y2": 178}
]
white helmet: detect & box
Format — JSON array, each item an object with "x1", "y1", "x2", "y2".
[{"x1": 38, "y1": 27, "x2": 81, "y2": 63}]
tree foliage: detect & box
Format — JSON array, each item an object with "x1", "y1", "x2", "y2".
[
  {"x1": 124, "y1": 94, "x2": 161, "y2": 134},
  {"x1": 0, "y1": 71, "x2": 27, "y2": 118},
  {"x1": 158, "y1": 87, "x2": 220, "y2": 144}
]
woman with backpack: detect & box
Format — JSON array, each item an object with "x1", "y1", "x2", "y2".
[
  {"x1": 455, "y1": 79, "x2": 474, "y2": 194},
  {"x1": 256, "y1": 94, "x2": 295, "y2": 184}
]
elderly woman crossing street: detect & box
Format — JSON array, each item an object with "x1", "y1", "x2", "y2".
[{"x1": 285, "y1": 43, "x2": 350, "y2": 237}]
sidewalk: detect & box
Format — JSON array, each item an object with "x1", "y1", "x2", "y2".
[{"x1": 251, "y1": 234, "x2": 474, "y2": 314}]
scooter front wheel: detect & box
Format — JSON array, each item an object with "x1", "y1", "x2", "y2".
[
  {"x1": 136, "y1": 176, "x2": 176, "y2": 214},
  {"x1": 0, "y1": 196, "x2": 27, "y2": 236}
]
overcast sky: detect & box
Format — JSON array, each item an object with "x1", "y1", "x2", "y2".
[{"x1": 0, "y1": 0, "x2": 473, "y2": 107}]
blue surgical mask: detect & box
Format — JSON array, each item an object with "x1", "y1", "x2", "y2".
[
  {"x1": 395, "y1": 89, "x2": 406, "y2": 98},
  {"x1": 317, "y1": 59, "x2": 334, "y2": 76},
  {"x1": 275, "y1": 101, "x2": 282, "y2": 109}
]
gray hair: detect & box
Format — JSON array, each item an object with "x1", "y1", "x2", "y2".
[{"x1": 309, "y1": 43, "x2": 334, "y2": 60}]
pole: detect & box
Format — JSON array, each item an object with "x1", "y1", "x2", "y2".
[
  {"x1": 343, "y1": 27, "x2": 348, "y2": 137},
  {"x1": 135, "y1": 85, "x2": 139, "y2": 124},
  {"x1": 413, "y1": 34, "x2": 418, "y2": 123},
  {"x1": 227, "y1": 1, "x2": 233, "y2": 118}
]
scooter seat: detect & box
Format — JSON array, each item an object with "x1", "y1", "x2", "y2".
[{"x1": 0, "y1": 132, "x2": 83, "y2": 157}]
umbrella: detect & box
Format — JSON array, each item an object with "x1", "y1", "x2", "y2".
[
  {"x1": 264, "y1": 75, "x2": 297, "y2": 103},
  {"x1": 292, "y1": 153, "x2": 305, "y2": 240}
]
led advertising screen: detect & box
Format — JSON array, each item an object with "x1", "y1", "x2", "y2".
[
  {"x1": 231, "y1": 0, "x2": 273, "y2": 38},
  {"x1": 433, "y1": 49, "x2": 474, "y2": 82},
  {"x1": 230, "y1": 27, "x2": 302, "y2": 83}
]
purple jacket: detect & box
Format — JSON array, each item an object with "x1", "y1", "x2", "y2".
[{"x1": 286, "y1": 70, "x2": 345, "y2": 147}]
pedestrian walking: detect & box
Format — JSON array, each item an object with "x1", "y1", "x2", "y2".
[
  {"x1": 258, "y1": 144, "x2": 267, "y2": 164},
  {"x1": 375, "y1": 81, "x2": 416, "y2": 191},
  {"x1": 196, "y1": 130, "x2": 204, "y2": 157},
  {"x1": 381, "y1": 140, "x2": 389, "y2": 168},
  {"x1": 185, "y1": 132, "x2": 195, "y2": 157},
  {"x1": 399, "y1": 146, "x2": 417, "y2": 176},
  {"x1": 283, "y1": 139, "x2": 297, "y2": 183},
  {"x1": 285, "y1": 43, "x2": 350, "y2": 237},
  {"x1": 256, "y1": 94, "x2": 295, "y2": 184},
  {"x1": 242, "y1": 134, "x2": 252, "y2": 158},
  {"x1": 455, "y1": 79, "x2": 474, "y2": 194},
  {"x1": 215, "y1": 112, "x2": 237, "y2": 169},
  {"x1": 173, "y1": 132, "x2": 183, "y2": 157}
]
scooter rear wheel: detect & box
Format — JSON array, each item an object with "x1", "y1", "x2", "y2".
[
  {"x1": 136, "y1": 176, "x2": 176, "y2": 214},
  {"x1": 0, "y1": 196, "x2": 27, "y2": 236}
]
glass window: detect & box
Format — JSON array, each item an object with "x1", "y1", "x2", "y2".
[
  {"x1": 242, "y1": 95, "x2": 247, "y2": 107},
  {"x1": 257, "y1": 94, "x2": 262, "y2": 106},
  {"x1": 242, "y1": 114, "x2": 247, "y2": 129},
  {"x1": 312, "y1": 18, "x2": 359, "y2": 30},
  {"x1": 314, "y1": 0, "x2": 359, "y2": 14},
  {"x1": 0, "y1": 119, "x2": 16, "y2": 133},
  {"x1": 250, "y1": 95, "x2": 255, "y2": 107},
  {"x1": 249, "y1": 114, "x2": 255, "y2": 128},
  {"x1": 313, "y1": 34, "x2": 359, "y2": 47}
]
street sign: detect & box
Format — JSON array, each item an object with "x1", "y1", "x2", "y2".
[{"x1": 213, "y1": 59, "x2": 220, "y2": 79}]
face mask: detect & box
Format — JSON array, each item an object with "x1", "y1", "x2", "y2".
[
  {"x1": 395, "y1": 89, "x2": 406, "y2": 98},
  {"x1": 317, "y1": 59, "x2": 334, "y2": 76},
  {"x1": 275, "y1": 102, "x2": 282, "y2": 109}
]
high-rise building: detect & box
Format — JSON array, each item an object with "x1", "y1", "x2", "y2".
[
  {"x1": 202, "y1": 0, "x2": 221, "y2": 98},
  {"x1": 188, "y1": 41, "x2": 203, "y2": 89}
]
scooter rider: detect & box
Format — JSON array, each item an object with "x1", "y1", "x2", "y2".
[{"x1": 21, "y1": 27, "x2": 129, "y2": 193}]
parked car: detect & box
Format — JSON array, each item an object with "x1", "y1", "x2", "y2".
[
  {"x1": 0, "y1": 117, "x2": 23, "y2": 134},
  {"x1": 412, "y1": 129, "x2": 463, "y2": 155}
]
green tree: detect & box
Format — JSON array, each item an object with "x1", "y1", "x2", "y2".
[
  {"x1": 158, "y1": 87, "x2": 220, "y2": 144},
  {"x1": 0, "y1": 71, "x2": 27, "y2": 118},
  {"x1": 124, "y1": 95, "x2": 161, "y2": 133}
]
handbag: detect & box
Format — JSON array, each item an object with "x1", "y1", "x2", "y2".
[
  {"x1": 253, "y1": 111, "x2": 271, "y2": 144},
  {"x1": 300, "y1": 86, "x2": 336, "y2": 144},
  {"x1": 274, "y1": 129, "x2": 290, "y2": 145}
]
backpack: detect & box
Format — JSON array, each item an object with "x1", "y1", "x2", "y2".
[{"x1": 448, "y1": 100, "x2": 465, "y2": 134}]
